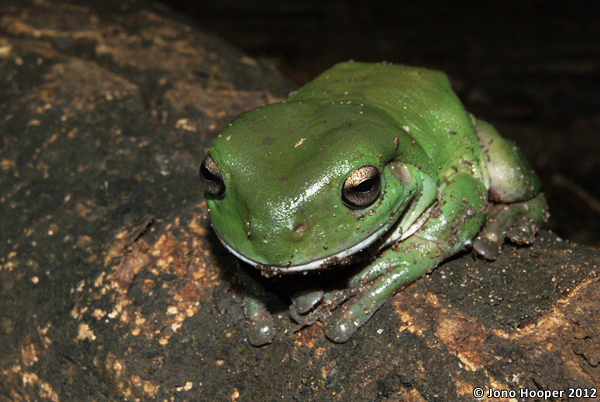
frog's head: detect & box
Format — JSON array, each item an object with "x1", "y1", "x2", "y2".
[{"x1": 200, "y1": 101, "x2": 421, "y2": 276}]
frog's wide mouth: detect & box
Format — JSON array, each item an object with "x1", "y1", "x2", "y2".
[{"x1": 215, "y1": 227, "x2": 383, "y2": 277}]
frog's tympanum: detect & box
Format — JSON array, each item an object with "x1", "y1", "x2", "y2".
[{"x1": 200, "y1": 62, "x2": 548, "y2": 345}]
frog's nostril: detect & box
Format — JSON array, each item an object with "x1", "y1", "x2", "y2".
[
  {"x1": 245, "y1": 219, "x2": 252, "y2": 237},
  {"x1": 293, "y1": 223, "x2": 304, "y2": 235}
]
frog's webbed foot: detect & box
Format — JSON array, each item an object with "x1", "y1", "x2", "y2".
[{"x1": 473, "y1": 192, "x2": 549, "y2": 260}]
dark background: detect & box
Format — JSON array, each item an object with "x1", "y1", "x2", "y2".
[
  {"x1": 155, "y1": 0, "x2": 600, "y2": 247},
  {"x1": 161, "y1": 1, "x2": 598, "y2": 87}
]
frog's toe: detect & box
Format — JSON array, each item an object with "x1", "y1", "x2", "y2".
[
  {"x1": 244, "y1": 295, "x2": 276, "y2": 346},
  {"x1": 323, "y1": 305, "x2": 358, "y2": 343},
  {"x1": 291, "y1": 288, "x2": 324, "y2": 314},
  {"x1": 472, "y1": 234, "x2": 501, "y2": 260},
  {"x1": 506, "y1": 224, "x2": 535, "y2": 245},
  {"x1": 289, "y1": 304, "x2": 319, "y2": 326},
  {"x1": 246, "y1": 313, "x2": 276, "y2": 346}
]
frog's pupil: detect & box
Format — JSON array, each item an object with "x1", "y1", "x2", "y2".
[
  {"x1": 201, "y1": 165, "x2": 215, "y2": 181},
  {"x1": 355, "y1": 178, "x2": 375, "y2": 193}
]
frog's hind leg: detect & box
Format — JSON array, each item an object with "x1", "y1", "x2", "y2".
[{"x1": 473, "y1": 119, "x2": 549, "y2": 260}]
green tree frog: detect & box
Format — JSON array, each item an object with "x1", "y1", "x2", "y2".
[{"x1": 200, "y1": 62, "x2": 548, "y2": 345}]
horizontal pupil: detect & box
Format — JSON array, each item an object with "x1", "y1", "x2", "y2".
[
  {"x1": 353, "y1": 179, "x2": 374, "y2": 193},
  {"x1": 202, "y1": 165, "x2": 217, "y2": 181}
]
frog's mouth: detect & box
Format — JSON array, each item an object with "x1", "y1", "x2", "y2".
[{"x1": 217, "y1": 229, "x2": 381, "y2": 277}]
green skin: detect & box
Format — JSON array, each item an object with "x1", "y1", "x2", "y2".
[{"x1": 200, "y1": 62, "x2": 548, "y2": 345}]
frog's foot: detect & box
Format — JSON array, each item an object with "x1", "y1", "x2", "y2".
[
  {"x1": 244, "y1": 295, "x2": 276, "y2": 346},
  {"x1": 473, "y1": 193, "x2": 549, "y2": 260}
]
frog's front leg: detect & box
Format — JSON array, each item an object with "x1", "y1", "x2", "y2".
[
  {"x1": 323, "y1": 172, "x2": 488, "y2": 342},
  {"x1": 472, "y1": 119, "x2": 549, "y2": 259}
]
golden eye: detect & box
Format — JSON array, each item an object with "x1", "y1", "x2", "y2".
[
  {"x1": 199, "y1": 154, "x2": 225, "y2": 198},
  {"x1": 342, "y1": 165, "x2": 381, "y2": 209}
]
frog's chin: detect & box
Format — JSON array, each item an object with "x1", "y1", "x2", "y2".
[{"x1": 217, "y1": 229, "x2": 383, "y2": 278}]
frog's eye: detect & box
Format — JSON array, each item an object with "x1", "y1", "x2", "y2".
[
  {"x1": 199, "y1": 154, "x2": 225, "y2": 198},
  {"x1": 342, "y1": 165, "x2": 381, "y2": 209}
]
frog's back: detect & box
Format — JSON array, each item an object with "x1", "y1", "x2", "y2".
[{"x1": 288, "y1": 62, "x2": 488, "y2": 184}]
